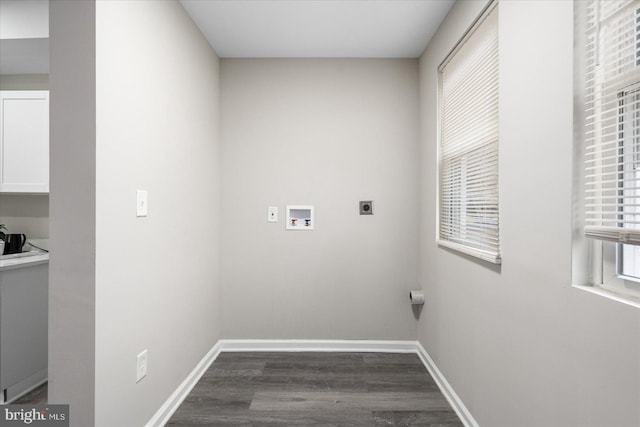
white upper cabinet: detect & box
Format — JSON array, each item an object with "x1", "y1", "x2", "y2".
[{"x1": 0, "y1": 90, "x2": 49, "y2": 193}]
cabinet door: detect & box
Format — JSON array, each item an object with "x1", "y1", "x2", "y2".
[
  {"x1": 0, "y1": 91, "x2": 49, "y2": 193},
  {"x1": 0, "y1": 264, "x2": 49, "y2": 401}
]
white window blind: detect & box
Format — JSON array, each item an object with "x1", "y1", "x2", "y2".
[
  {"x1": 584, "y1": 0, "x2": 640, "y2": 245},
  {"x1": 438, "y1": 2, "x2": 500, "y2": 264}
]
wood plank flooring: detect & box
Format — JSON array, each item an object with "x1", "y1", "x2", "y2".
[
  {"x1": 168, "y1": 352, "x2": 462, "y2": 426},
  {"x1": 12, "y1": 382, "x2": 47, "y2": 405}
]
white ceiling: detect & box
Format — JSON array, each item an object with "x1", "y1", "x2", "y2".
[
  {"x1": 0, "y1": 0, "x2": 455, "y2": 74},
  {"x1": 179, "y1": 0, "x2": 455, "y2": 58}
]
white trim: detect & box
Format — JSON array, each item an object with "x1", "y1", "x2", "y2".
[
  {"x1": 145, "y1": 341, "x2": 223, "y2": 427},
  {"x1": 438, "y1": 0, "x2": 498, "y2": 71},
  {"x1": 218, "y1": 339, "x2": 417, "y2": 353},
  {"x1": 572, "y1": 284, "x2": 640, "y2": 309},
  {"x1": 437, "y1": 239, "x2": 502, "y2": 265},
  {"x1": 1, "y1": 371, "x2": 47, "y2": 405},
  {"x1": 144, "y1": 339, "x2": 476, "y2": 427},
  {"x1": 415, "y1": 342, "x2": 478, "y2": 427}
]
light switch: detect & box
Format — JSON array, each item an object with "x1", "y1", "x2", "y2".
[
  {"x1": 268, "y1": 206, "x2": 278, "y2": 222},
  {"x1": 137, "y1": 190, "x2": 148, "y2": 217}
]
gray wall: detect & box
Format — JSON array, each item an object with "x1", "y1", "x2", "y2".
[
  {"x1": 93, "y1": 1, "x2": 221, "y2": 426},
  {"x1": 50, "y1": 1, "x2": 222, "y2": 426},
  {"x1": 0, "y1": 74, "x2": 48, "y2": 90},
  {"x1": 0, "y1": 194, "x2": 48, "y2": 238},
  {"x1": 49, "y1": 1, "x2": 96, "y2": 426},
  {"x1": 0, "y1": 74, "x2": 49, "y2": 90},
  {"x1": 418, "y1": 1, "x2": 640, "y2": 426},
  {"x1": 0, "y1": 74, "x2": 49, "y2": 239},
  {"x1": 220, "y1": 59, "x2": 419, "y2": 340}
]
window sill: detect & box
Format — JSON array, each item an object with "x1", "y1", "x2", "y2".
[
  {"x1": 572, "y1": 284, "x2": 640, "y2": 309},
  {"x1": 437, "y1": 239, "x2": 501, "y2": 265}
]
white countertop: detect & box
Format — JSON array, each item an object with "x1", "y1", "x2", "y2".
[{"x1": 0, "y1": 242, "x2": 49, "y2": 272}]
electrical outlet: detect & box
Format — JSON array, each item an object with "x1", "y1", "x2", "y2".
[
  {"x1": 359, "y1": 201, "x2": 373, "y2": 215},
  {"x1": 136, "y1": 190, "x2": 148, "y2": 217},
  {"x1": 136, "y1": 349, "x2": 148, "y2": 383}
]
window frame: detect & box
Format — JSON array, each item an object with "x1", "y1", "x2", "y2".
[
  {"x1": 615, "y1": 82, "x2": 640, "y2": 283},
  {"x1": 573, "y1": 0, "x2": 640, "y2": 308},
  {"x1": 616, "y1": 243, "x2": 640, "y2": 283},
  {"x1": 436, "y1": 0, "x2": 500, "y2": 265}
]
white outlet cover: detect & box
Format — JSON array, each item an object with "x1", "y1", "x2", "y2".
[
  {"x1": 136, "y1": 349, "x2": 148, "y2": 383},
  {"x1": 268, "y1": 206, "x2": 278, "y2": 222},
  {"x1": 136, "y1": 190, "x2": 148, "y2": 217}
]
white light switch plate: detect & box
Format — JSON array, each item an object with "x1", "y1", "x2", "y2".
[
  {"x1": 136, "y1": 349, "x2": 148, "y2": 383},
  {"x1": 268, "y1": 206, "x2": 278, "y2": 222},
  {"x1": 137, "y1": 190, "x2": 148, "y2": 217}
]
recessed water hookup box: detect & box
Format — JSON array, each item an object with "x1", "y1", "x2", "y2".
[{"x1": 286, "y1": 205, "x2": 314, "y2": 230}]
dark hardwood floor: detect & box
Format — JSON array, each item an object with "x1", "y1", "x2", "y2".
[
  {"x1": 168, "y1": 352, "x2": 462, "y2": 426},
  {"x1": 11, "y1": 353, "x2": 463, "y2": 426},
  {"x1": 13, "y1": 381, "x2": 47, "y2": 405}
]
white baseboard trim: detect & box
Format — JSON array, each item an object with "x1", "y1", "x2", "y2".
[
  {"x1": 1, "y1": 370, "x2": 47, "y2": 405},
  {"x1": 145, "y1": 339, "x2": 476, "y2": 427},
  {"x1": 218, "y1": 339, "x2": 418, "y2": 353},
  {"x1": 415, "y1": 342, "x2": 478, "y2": 427},
  {"x1": 145, "y1": 341, "x2": 223, "y2": 427}
]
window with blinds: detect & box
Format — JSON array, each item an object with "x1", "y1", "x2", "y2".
[
  {"x1": 584, "y1": 0, "x2": 640, "y2": 246},
  {"x1": 437, "y1": 2, "x2": 500, "y2": 264}
]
